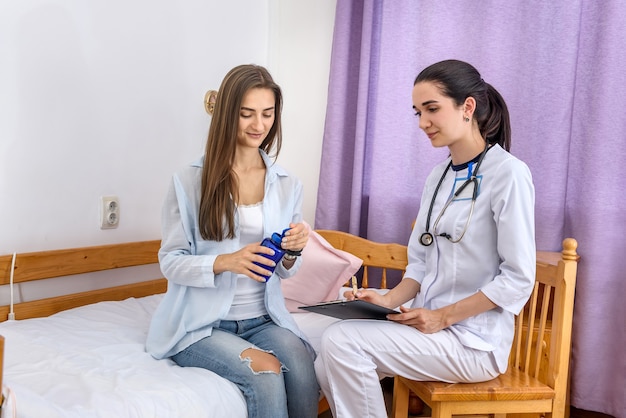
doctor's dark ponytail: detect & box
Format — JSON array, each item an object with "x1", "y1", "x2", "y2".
[
  {"x1": 414, "y1": 59, "x2": 511, "y2": 151},
  {"x1": 481, "y1": 83, "x2": 510, "y2": 151}
]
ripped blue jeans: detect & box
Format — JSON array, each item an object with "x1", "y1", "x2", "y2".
[{"x1": 172, "y1": 314, "x2": 319, "y2": 418}]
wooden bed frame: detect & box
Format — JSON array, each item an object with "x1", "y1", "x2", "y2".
[
  {"x1": 0, "y1": 240, "x2": 164, "y2": 321},
  {"x1": 0, "y1": 230, "x2": 409, "y2": 321}
]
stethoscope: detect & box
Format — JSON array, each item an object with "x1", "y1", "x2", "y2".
[{"x1": 419, "y1": 143, "x2": 489, "y2": 246}]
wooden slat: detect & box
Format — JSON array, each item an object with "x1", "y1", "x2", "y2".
[
  {"x1": 400, "y1": 368, "x2": 555, "y2": 403},
  {"x1": 523, "y1": 282, "x2": 539, "y2": 372},
  {"x1": 533, "y1": 285, "x2": 552, "y2": 378},
  {"x1": 434, "y1": 399, "x2": 554, "y2": 415},
  {"x1": 0, "y1": 240, "x2": 160, "y2": 285},
  {"x1": 0, "y1": 278, "x2": 166, "y2": 321},
  {"x1": 317, "y1": 397, "x2": 330, "y2": 415}
]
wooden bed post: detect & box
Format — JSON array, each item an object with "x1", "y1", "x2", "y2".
[{"x1": 0, "y1": 334, "x2": 4, "y2": 406}]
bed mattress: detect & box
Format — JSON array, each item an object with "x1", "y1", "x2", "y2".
[{"x1": 0, "y1": 294, "x2": 340, "y2": 418}]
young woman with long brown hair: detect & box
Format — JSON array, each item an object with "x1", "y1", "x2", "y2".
[{"x1": 147, "y1": 64, "x2": 319, "y2": 418}]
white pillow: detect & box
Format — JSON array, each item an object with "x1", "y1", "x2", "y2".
[{"x1": 281, "y1": 230, "x2": 362, "y2": 313}]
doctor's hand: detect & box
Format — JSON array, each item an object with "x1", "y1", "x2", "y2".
[
  {"x1": 343, "y1": 288, "x2": 390, "y2": 306},
  {"x1": 387, "y1": 306, "x2": 447, "y2": 334}
]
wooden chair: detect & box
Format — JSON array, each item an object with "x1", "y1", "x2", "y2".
[
  {"x1": 392, "y1": 238, "x2": 579, "y2": 418},
  {"x1": 314, "y1": 229, "x2": 409, "y2": 416}
]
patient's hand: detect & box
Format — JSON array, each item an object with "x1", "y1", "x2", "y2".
[{"x1": 214, "y1": 243, "x2": 275, "y2": 283}]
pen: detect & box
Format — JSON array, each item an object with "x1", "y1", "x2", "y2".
[{"x1": 351, "y1": 275, "x2": 358, "y2": 297}]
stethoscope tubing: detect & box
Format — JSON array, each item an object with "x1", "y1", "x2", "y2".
[
  {"x1": 420, "y1": 143, "x2": 488, "y2": 246},
  {"x1": 431, "y1": 178, "x2": 478, "y2": 243}
]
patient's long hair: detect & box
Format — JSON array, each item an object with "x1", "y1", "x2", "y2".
[
  {"x1": 414, "y1": 59, "x2": 511, "y2": 151},
  {"x1": 199, "y1": 64, "x2": 283, "y2": 241}
]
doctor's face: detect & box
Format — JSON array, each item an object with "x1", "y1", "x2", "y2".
[{"x1": 412, "y1": 81, "x2": 466, "y2": 149}]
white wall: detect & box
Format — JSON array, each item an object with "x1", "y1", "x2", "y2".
[
  {"x1": 269, "y1": 1, "x2": 336, "y2": 227},
  {"x1": 0, "y1": 0, "x2": 336, "y2": 303},
  {"x1": 0, "y1": 0, "x2": 336, "y2": 256}
]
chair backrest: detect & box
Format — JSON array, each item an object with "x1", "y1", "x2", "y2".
[
  {"x1": 511, "y1": 238, "x2": 579, "y2": 413},
  {"x1": 315, "y1": 230, "x2": 408, "y2": 289}
]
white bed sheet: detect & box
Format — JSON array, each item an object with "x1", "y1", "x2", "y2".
[{"x1": 0, "y1": 294, "x2": 340, "y2": 418}]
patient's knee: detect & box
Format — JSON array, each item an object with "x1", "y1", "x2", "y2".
[{"x1": 240, "y1": 348, "x2": 281, "y2": 374}]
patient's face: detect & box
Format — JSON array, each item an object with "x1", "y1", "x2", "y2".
[{"x1": 237, "y1": 87, "x2": 276, "y2": 149}]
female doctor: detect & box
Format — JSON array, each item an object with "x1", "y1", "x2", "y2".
[{"x1": 315, "y1": 59, "x2": 536, "y2": 418}]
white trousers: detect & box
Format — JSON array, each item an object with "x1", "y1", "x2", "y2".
[{"x1": 314, "y1": 319, "x2": 500, "y2": 418}]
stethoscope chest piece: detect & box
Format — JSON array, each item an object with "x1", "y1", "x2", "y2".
[{"x1": 419, "y1": 232, "x2": 434, "y2": 246}]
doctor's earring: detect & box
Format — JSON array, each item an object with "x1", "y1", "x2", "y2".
[{"x1": 464, "y1": 116, "x2": 470, "y2": 122}]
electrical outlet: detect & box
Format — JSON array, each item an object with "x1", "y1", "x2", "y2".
[{"x1": 100, "y1": 196, "x2": 120, "y2": 229}]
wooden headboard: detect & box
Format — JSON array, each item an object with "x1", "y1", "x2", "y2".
[
  {"x1": 0, "y1": 240, "x2": 165, "y2": 321},
  {"x1": 0, "y1": 236, "x2": 576, "y2": 322}
]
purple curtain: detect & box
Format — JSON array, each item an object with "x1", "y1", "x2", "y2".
[{"x1": 315, "y1": 1, "x2": 626, "y2": 417}]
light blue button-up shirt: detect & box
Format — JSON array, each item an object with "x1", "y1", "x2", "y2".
[
  {"x1": 146, "y1": 150, "x2": 312, "y2": 360},
  {"x1": 406, "y1": 145, "x2": 536, "y2": 373}
]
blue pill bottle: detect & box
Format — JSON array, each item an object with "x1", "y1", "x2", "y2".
[{"x1": 254, "y1": 228, "x2": 289, "y2": 282}]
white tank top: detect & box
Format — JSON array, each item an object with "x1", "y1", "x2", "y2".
[{"x1": 223, "y1": 202, "x2": 268, "y2": 320}]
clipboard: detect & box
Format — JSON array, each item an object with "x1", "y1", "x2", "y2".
[{"x1": 298, "y1": 299, "x2": 399, "y2": 320}]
